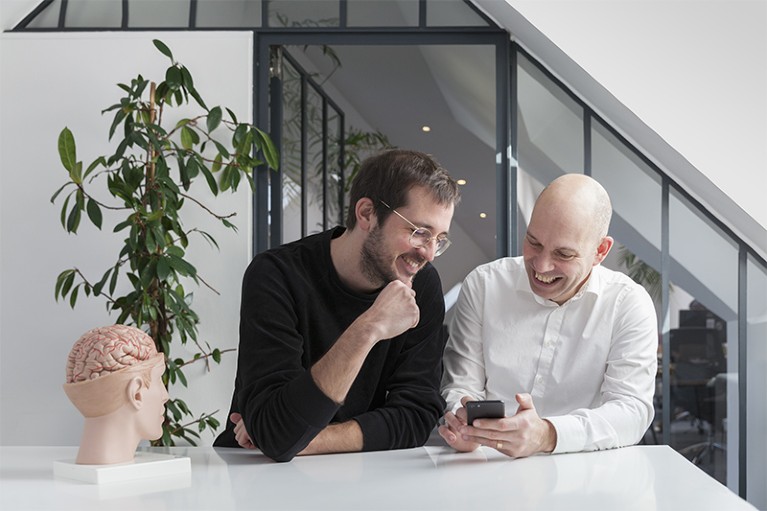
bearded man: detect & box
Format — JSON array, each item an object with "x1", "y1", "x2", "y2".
[{"x1": 215, "y1": 149, "x2": 460, "y2": 462}]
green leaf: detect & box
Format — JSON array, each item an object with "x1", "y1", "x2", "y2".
[
  {"x1": 157, "y1": 257, "x2": 171, "y2": 281},
  {"x1": 58, "y1": 128, "x2": 77, "y2": 173},
  {"x1": 50, "y1": 182, "x2": 74, "y2": 204},
  {"x1": 177, "y1": 369, "x2": 188, "y2": 387},
  {"x1": 226, "y1": 107, "x2": 238, "y2": 124},
  {"x1": 188, "y1": 87, "x2": 208, "y2": 111},
  {"x1": 166, "y1": 66, "x2": 182, "y2": 90},
  {"x1": 199, "y1": 161, "x2": 218, "y2": 195},
  {"x1": 86, "y1": 199, "x2": 103, "y2": 230},
  {"x1": 61, "y1": 270, "x2": 75, "y2": 298},
  {"x1": 66, "y1": 201, "x2": 82, "y2": 233},
  {"x1": 206, "y1": 107, "x2": 222, "y2": 133},
  {"x1": 153, "y1": 39, "x2": 174, "y2": 61},
  {"x1": 69, "y1": 284, "x2": 79, "y2": 309},
  {"x1": 212, "y1": 348, "x2": 221, "y2": 363},
  {"x1": 167, "y1": 254, "x2": 196, "y2": 277},
  {"x1": 255, "y1": 127, "x2": 280, "y2": 170}
]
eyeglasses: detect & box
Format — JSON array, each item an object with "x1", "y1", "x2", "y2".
[{"x1": 379, "y1": 200, "x2": 451, "y2": 257}]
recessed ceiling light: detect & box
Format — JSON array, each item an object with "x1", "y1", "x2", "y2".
[
  {"x1": 479, "y1": 212, "x2": 487, "y2": 219},
  {"x1": 421, "y1": 126, "x2": 431, "y2": 133},
  {"x1": 456, "y1": 179, "x2": 467, "y2": 186}
]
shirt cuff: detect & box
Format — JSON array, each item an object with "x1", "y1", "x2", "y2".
[{"x1": 544, "y1": 415, "x2": 585, "y2": 454}]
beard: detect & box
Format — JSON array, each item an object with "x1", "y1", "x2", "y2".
[{"x1": 360, "y1": 224, "x2": 399, "y2": 288}]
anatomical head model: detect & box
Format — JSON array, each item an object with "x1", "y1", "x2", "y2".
[{"x1": 63, "y1": 324, "x2": 168, "y2": 465}]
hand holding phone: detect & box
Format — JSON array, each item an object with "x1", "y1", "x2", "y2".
[{"x1": 465, "y1": 400, "x2": 505, "y2": 426}]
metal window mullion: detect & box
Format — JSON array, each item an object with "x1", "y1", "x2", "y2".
[
  {"x1": 189, "y1": 0, "x2": 197, "y2": 28},
  {"x1": 340, "y1": 0, "x2": 347, "y2": 28},
  {"x1": 301, "y1": 75, "x2": 308, "y2": 238},
  {"x1": 497, "y1": 40, "x2": 512, "y2": 258},
  {"x1": 419, "y1": 0, "x2": 427, "y2": 28},
  {"x1": 59, "y1": 0, "x2": 68, "y2": 28},
  {"x1": 661, "y1": 177, "x2": 671, "y2": 445},
  {"x1": 738, "y1": 246, "x2": 748, "y2": 498},
  {"x1": 122, "y1": 0, "x2": 129, "y2": 28},
  {"x1": 322, "y1": 99, "x2": 329, "y2": 230},
  {"x1": 269, "y1": 51, "x2": 284, "y2": 249},
  {"x1": 583, "y1": 114, "x2": 591, "y2": 176},
  {"x1": 254, "y1": 37, "x2": 271, "y2": 254},
  {"x1": 338, "y1": 113, "x2": 346, "y2": 226}
]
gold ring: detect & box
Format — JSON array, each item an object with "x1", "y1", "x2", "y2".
[{"x1": 496, "y1": 441, "x2": 503, "y2": 450}]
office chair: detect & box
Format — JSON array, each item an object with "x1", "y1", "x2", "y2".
[{"x1": 669, "y1": 326, "x2": 727, "y2": 466}]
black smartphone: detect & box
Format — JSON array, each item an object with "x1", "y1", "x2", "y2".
[{"x1": 465, "y1": 400, "x2": 505, "y2": 426}]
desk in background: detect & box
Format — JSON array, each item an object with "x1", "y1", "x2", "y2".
[{"x1": 0, "y1": 445, "x2": 755, "y2": 510}]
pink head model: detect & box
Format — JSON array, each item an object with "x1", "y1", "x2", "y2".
[{"x1": 63, "y1": 325, "x2": 168, "y2": 465}]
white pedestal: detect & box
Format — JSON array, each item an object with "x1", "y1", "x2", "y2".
[{"x1": 53, "y1": 452, "x2": 191, "y2": 484}]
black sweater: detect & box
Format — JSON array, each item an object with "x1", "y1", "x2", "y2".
[{"x1": 214, "y1": 227, "x2": 447, "y2": 461}]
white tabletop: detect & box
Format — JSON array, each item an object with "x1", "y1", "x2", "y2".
[{"x1": 0, "y1": 444, "x2": 754, "y2": 510}]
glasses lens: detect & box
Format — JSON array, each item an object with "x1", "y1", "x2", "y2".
[
  {"x1": 410, "y1": 228, "x2": 432, "y2": 248},
  {"x1": 434, "y1": 237, "x2": 451, "y2": 257}
]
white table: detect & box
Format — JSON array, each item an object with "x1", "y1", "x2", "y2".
[{"x1": 0, "y1": 445, "x2": 755, "y2": 510}]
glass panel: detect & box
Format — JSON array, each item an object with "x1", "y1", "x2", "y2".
[
  {"x1": 131, "y1": 0, "x2": 190, "y2": 27},
  {"x1": 517, "y1": 52, "x2": 584, "y2": 186},
  {"x1": 326, "y1": 106, "x2": 343, "y2": 227},
  {"x1": 667, "y1": 189, "x2": 739, "y2": 487},
  {"x1": 281, "y1": 59, "x2": 303, "y2": 244},
  {"x1": 305, "y1": 84, "x2": 325, "y2": 235},
  {"x1": 24, "y1": 0, "x2": 62, "y2": 28},
  {"x1": 592, "y1": 119, "x2": 662, "y2": 254},
  {"x1": 427, "y1": 0, "x2": 488, "y2": 26},
  {"x1": 65, "y1": 0, "x2": 121, "y2": 28},
  {"x1": 347, "y1": 0, "x2": 418, "y2": 27},
  {"x1": 196, "y1": 0, "x2": 262, "y2": 27},
  {"x1": 747, "y1": 256, "x2": 767, "y2": 509},
  {"x1": 269, "y1": 0, "x2": 339, "y2": 28}
]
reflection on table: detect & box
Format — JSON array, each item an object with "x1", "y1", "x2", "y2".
[{"x1": 0, "y1": 444, "x2": 755, "y2": 510}]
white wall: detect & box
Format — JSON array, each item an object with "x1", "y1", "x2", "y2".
[
  {"x1": 0, "y1": 32, "x2": 253, "y2": 445},
  {"x1": 497, "y1": 0, "x2": 767, "y2": 241}
]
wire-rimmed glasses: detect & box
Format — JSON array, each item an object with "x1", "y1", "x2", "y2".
[{"x1": 379, "y1": 200, "x2": 451, "y2": 257}]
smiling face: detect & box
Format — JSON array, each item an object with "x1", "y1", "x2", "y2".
[
  {"x1": 522, "y1": 175, "x2": 613, "y2": 305},
  {"x1": 360, "y1": 185, "x2": 454, "y2": 289}
]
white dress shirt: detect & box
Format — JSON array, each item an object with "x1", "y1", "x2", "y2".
[{"x1": 442, "y1": 256, "x2": 658, "y2": 454}]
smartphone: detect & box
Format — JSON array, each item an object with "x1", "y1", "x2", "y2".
[{"x1": 465, "y1": 400, "x2": 505, "y2": 426}]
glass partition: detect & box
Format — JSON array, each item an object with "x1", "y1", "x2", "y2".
[
  {"x1": 517, "y1": 53, "x2": 584, "y2": 189},
  {"x1": 747, "y1": 256, "x2": 767, "y2": 509},
  {"x1": 197, "y1": 0, "x2": 262, "y2": 28},
  {"x1": 269, "y1": 0, "x2": 340, "y2": 27},
  {"x1": 281, "y1": 58, "x2": 303, "y2": 244},
  {"x1": 348, "y1": 0, "x2": 418, "y2": 26},
  {"x1": 65, "y1": 0, "x2": 121, "y2": 27},
  {"x1": 668, "y1": 188, "x2": 739, "y2": 487}
]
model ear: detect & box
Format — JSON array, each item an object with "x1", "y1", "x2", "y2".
[
  {"x1": 354, "y1": 197, "x2": 377, "y2": 232},
  {"x1": 126, "y1": 376, "x2": 145, "y2": 410}
]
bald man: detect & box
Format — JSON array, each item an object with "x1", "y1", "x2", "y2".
[{"x1": 439, "y1": 174, "x2": 657, "y2": 457}]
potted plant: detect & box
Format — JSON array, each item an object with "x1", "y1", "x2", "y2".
[{"x1": 52, "y1": 39, "x2": 278, "y2": 445}]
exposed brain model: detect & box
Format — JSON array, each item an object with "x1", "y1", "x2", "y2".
[
  {"x1": 66, "y1": 324, "x2": 158, "y2": 384},
  {"x1": 63, "y1": 324, "x2": 164, "y2": 418}
]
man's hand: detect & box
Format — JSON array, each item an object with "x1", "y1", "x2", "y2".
[
  {"x1": 230, "y1": 412, "x2": 257, "y2": 450},
  {"x1": 458, "y1": 393, "x2": 557, "y2": 458},
  {"x1": 359, "y1": 280, "x2": 420, "y2": 342},
  {"x1": 438, "y1": 396, "x2": 480, "y2": 452}
]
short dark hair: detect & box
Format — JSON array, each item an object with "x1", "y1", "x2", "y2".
[{"x1": 346, "y1": 149, "x2": 460, "y2": 229}]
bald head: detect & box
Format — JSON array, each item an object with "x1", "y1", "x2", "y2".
[
  {"x1": 535, "y1": 174, "x2": 612, "y2": 243},
  {"x1": 524, "y1": 174, "x2": 614, "y2": 304}
]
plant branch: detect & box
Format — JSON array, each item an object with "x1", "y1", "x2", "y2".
[{"x1": 179, "y1": 192, "x2": 237, "y2": 221}]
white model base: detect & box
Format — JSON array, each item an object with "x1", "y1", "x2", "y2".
[{"x1": 53, "y1": 452, "x2": 191, "y2": 484}]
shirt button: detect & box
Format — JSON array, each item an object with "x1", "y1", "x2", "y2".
[{"x1": 536, "y1": 375, "x2": 544, "y2": 384}]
